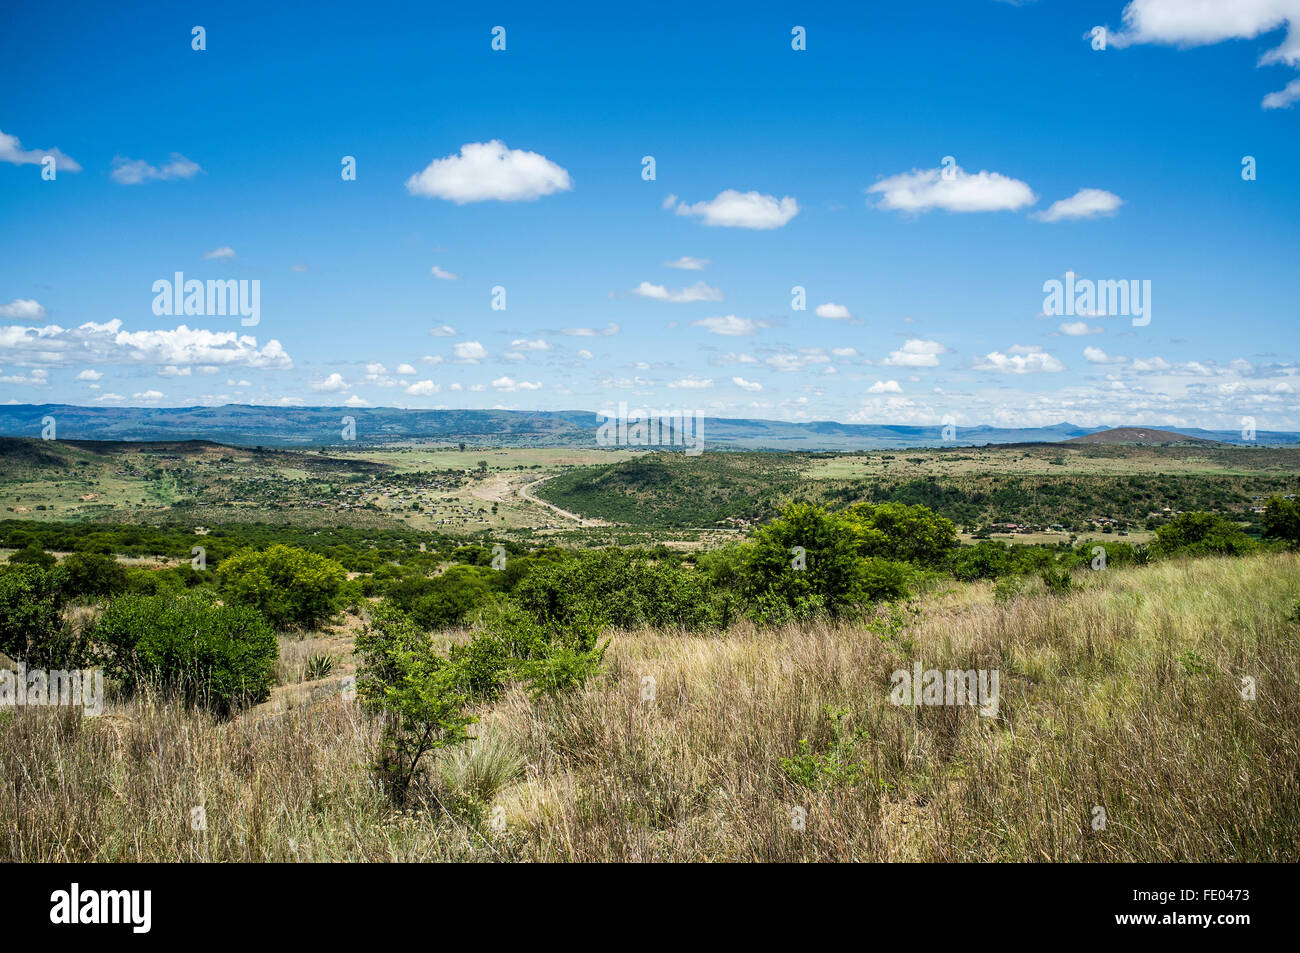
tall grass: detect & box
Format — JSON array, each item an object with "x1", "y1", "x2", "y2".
[{"x1": 2, "y1": 553, "x2": 1296, "y2": 861}]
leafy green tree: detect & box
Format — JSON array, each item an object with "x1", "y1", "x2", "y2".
[
  {"x1": 219, "y1": 544, "x2": 346, "y2": 630},
  {"x1": 0, "y1": 565, "x2": 76, "y2": 666},
  {"x1": 741, "y1": 503, "x2": 900, "y2": 616},
  {"x1": 844, "y1": 502, "x2": 957, "y2": 567},
  {"x1": 96, "y1": 593, "x2": 278, "y2": 714},
  {"x1": 59, "y1": 552, "x2": 129, "y2": 599},
  {"x1": 1263, "y1": 496, "x2": 1300, "y2": 548},
  {"x1": 8, "y1": 546, "x2": 55, "y2": 570},
  {"x1": 355, "y1": 604, "x2": 475, "y2": 804},
  {"x1": 1151, "y1": 512, "x2": 1255, "y2": 558}
]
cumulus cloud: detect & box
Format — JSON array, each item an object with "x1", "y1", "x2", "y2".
[
  {"x1": 344, "y1": 394, "x2": 369, "y2": 407},
  {"x1": 0, "y1": 299, "x2": 46, "y2": 320},
  {"x1": 976, "y1": 345, "x2": 1065, "y2": 374},
  {"x1": 867, "y1": 164, "x2": 1036, "y2": 213},
  {"x1": 691, "y1": 315, "x2": 768, "y2": 336},
  {"x1": 1095, "y1": 0, "x2": 1300, "y2": 109},
  {"x1": 869, "y1": 379, "x2": 903, "y2": 393},
  {"x1": 510, "y1": 338, "x2": 551, "y2": 352},
  {"x1": 454, "y1": 340, "x2": 488, "y2": 362},
  {"x1": 881, "y1": 339, "x2": 949, "y2": 367},
  {"x1": 1033, "y1": 188, "x2": 1123, "y2": 222},
  {"x1": 732, "y1": 376, "x2": 763, "y2": 392},
  {"x1": 815, "y1": 302, "x2": 854, "y2": 320},
  {"x1": 203, "y1": 246, "x2": 236, "y2": 260},
  {"x1": 0, "y1": 319, "x2": 290, "y2": 369},
  {"x1": 1084, "y1": 346, "x2": 1127, "y2": 364},
  {"x1": 405, "y1": 141, "x2": 572, "y2": 203},
  {"x1": 429, "y1": 324, "x2": 457, "y2": 337},
  {"x1": 405, "y1": 380, "x2": 440, "y2": 396},
  {"x1": 1059, "y1": 321, "x2": 1104, "y2": 336},
  {"x1": 631, "y1": 280, "x2": 723, "y2": 303},
  {"x1": 76, "y1": 369, "x2": 102, "y2": 381},
  {"x1": 672, "y1": 190, "x2": 799, "y2": 229},
  {"x1": 110, "y1": 153, "x2": 202, "y2": 185},
  {"x1": 0, "y1": 129, "x2": 81, "y2": 172},
  {"x1": 492, "y1": 376, "x2": 542, "y2": 392},
  {"x1": 667, "y1": 376, "x2": 714, "y2": 389},
  {"x1": 430, "y1": 265, "x2": 459, "y2": 280},
  {"x1": 560, "y1": 323, "x2": 620, "y2": 337},
  {"x1": 664, "y1": 256, "x2": 710, "y2": 270}
]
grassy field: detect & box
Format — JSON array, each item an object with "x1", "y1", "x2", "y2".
[{"x1": 4, "y1": 552, "x2": 1295, "y2": 862}]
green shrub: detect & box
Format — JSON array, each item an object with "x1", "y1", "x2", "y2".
[
  {"x1": 0, "y1": 565, "x2": 80, "y2": 667},
  {"x1": 844, "y1": 502, "x2": 958, "y2": 567},
  {"x1": 7, "y1": 546, "x2": 55, "y2": 569},
  {"x1": 1151, "y1": 512, "x2": 1255, "y2": 558},
  {"x1": 59, "y1": 552, "x2": 129, "y2": 599},
  {"x1": 219, "y1": 544, "x2": 346, "y2": 630},
  {"x1": 514, "y1": 549, "x2": 712, "y2": 629},
  {"x1": 95, "y1": 593, "x2": 278, "y2": 714}
]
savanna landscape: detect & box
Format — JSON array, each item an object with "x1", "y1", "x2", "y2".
[{"x1": 2, "y1": 433, "x2": 1297, "y2": 863}]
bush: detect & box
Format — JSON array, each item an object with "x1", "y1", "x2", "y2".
[
  {"x1": 0, "y1": 565, "x2": 79, "y2": 667},
  {"x1": 59, "y1": 552, "x2": 129, "y2": 599},
  {"x1": 95, "y1": 593, "x2": 278, "y2": 714},
  {"x1": 219, "y1": 544, "x2": 346, "y2": 630},
  {"x1": 7, "y1": 546, "x2": 55, "y2": 570},
  {"x1": 1151, "y1": 512, "x2": 1255, "y2": 558},
  {"x1": 514, "y1": 549, "x2": 713, "y2": 629},
  {"x1": 844, "y1": 502, "x2": 958, "y2": 567},
  {"x1": 741, "y1": 503, "x2": 873, "y2": 616},
  {"x1": 1263, "y1": 496, "x2": 1300, "y2": 548}
]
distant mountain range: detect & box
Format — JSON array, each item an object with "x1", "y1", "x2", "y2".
[{"x1": 1, "y1": 404, "x2": 1296, "y2": 450}]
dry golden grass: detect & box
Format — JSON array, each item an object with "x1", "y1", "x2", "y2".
[{"x1": 2, "y1": 553, "x2": 1297, "y2": 862}]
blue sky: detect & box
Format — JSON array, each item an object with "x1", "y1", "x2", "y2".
[{"x1": 2, "y1": 0, "x2": 1298, "y2": 430}]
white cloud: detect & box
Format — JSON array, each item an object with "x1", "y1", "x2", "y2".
[
  {"x1": 396, "y1": 363, "x2": 417, "y2": 375},
  {"x1": 132, "y1": 390, "x2": 165, "y2": 401},
  {"x1": 869, "y1": 379, "x2": 903, "y2": 393},
  {"x1": 1084, "y1": 346, "x2": 1128, "y2": 365},
  {"x1": 405, "y1": 140, "x2": 572, "y2": 203},
  {"x1": 311, "y1": 373, "x2": 348, "y2": 391},
  {"x1": 0, "y1": 129, "x2": 81, "y2": 172},
  {"x1": 673, "y1": 189, "x2": 799, "y2": 229},
  {"x1": 454, "y1": 340, "x2": 488, "y2": 362},
  {"x1": 203, "y1": 246, "x2": 236, "y2": 260},
  {"x1": 560, "y1": 323, "x2": 619, "y2": 337},
  {"x1": 664, "y1": 256, "x2": 710, "y2": 270},
  {"x1": 732, "y1": 376, "x2": 763, "y2": 392},
  {"x1": 815, "y1": 302, "x2": 854, "y2": 320},
  {"x1": 1033, "y1": 188, "x2": 1123, "y2": 222},
  {"x1": 1059, "y1": 321, "x2": 1104, "y2": 336},
  {"x1": 631, "y1": 280, "x2": 724, "y2": 303},
  {"x1": 577, "y1": 349, "x2": 594, "y2": 360},
  {"x1": 668, "y1": 376, "x2": 714, "y2": 389},
  {"x1": 290, "y1": 263, "x2": 310, "y2": 273},
  {"x1": 429, "y1": 324, "x2": 457, "y2": 337},
  {"x1": 492, "y1": 376, "x2": 542, "y2": 392},
  {"x1": 1263, "y1": 77, "x2": 1300, "y2": 108},
  {"x1": 976, "y1": 345, "x2": 1065, "y2": 374},
  {"x1": 691, "y1": 315, "x2": 768, "y2": 336},
  {"x1": 430, "y1": 265, "x2": 459, "y2": 280},
  {"x1": 1097, "y1": 0, "x2": 1300, "y2": 109},
  {"x1": 882, "y1": 339, "x2": 949, "y2": 367},
  {"x1": 405, "y1": 380, "x2": 440, "y2": 396},
  {"x1": 0, "y1": 319, "x2": 290, "y2": 369},
  {"x1": 76, "y1": 369, "x2": 102, "y2": 381},
  {"x1": 0, "y1": 298, "x2": 46, "y2": 320},
  {"x1": 1132, "y1": 356, "x2": 1171, "y2": 372},
  {"x1": 110, "y1": 153, "x2": 202, "y2": 185},
  {"x1": 510, "y1": 338, "x2": 551, "y2": 352},
  {"x1": 867, "y1": 164, "x2": 1036, "y2": 213},
  {"x1": 344, "y1": 394, "x2": 369, "y2": 407}
]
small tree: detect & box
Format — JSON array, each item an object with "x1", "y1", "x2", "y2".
[
  {"x1": 220, "y1": 544, "x2": 346, "y2": 630},
  {"x1": 355, "y1": 604, "x2": 474, "y2": 804},
  {"x1": 0, "y1": 565, "x2": 78, "y2": 667},
  {"x1": 1263, "y1": 496, "x2": 1300, "y2": 548}
]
